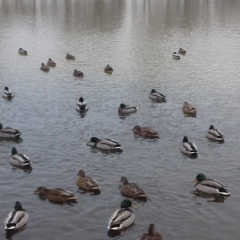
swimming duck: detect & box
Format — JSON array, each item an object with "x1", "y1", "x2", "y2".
[
  {"x1": 66, "y1": 53, "x2": 75, "y2": 60},
  {"x1": 149, "y1": 89, "x2": 166, "y2": 102},
  {"x1": 120, "y1": 176, "x2": 147, "y2": 201},
  {"x1": 178, "y1": 48, "x2": 186, "y2": 55},
  {"x1": 172, "y1": 52, "x2": 180, "y2": 59},
  {"x1": 180, "y1": 136, "x2": 198, "y2": 156},
  {"x1": 40, "y1": 63, "x2": 49, "y2": 72},
  {"x1": 0, "y1": 123, "x2": 21, "y2": 139},
  {"x1": 34, "y1": 187, "x2": 77, "y2": 203},
  {"x1": 4, "y1": 201, "x2": 29, "y2": 231},
  {"x1": 9, "y1": 147, "x2": 31, "y2": 167},
  {"x1": 192, "y1": 173, "x2": 230, "y2": 196},
  {"x1": 133, "y1": 125, "x2": 159, "y2": 139},
  {"x1": 73, "y1": 69, "x2": 84, "y2": 77},
  {"x1": 76, "y1": 169, "x2": 100, "y2": 193},
  {"x1": 118, "y1": 103, "x2": 138, "y2": 115},
  {"x1": 47, "y1": 58, "x2": 56, "y2": 67},
  {"x1": 182, "y1": 102, "x2": 197, "y2": 116},
  {"x1": 104, "y1": 64, "x2": 113, "y2": 74},
  {"x1": 18, "y1": 48, "x2": 27, "y2": 56},
  {"x1": 3, "y1": 86, "x2": 14, "y2": 99},
  {"x1": 136, "y1": 224, "x2": 163, "y2": 240},
  {"x1": 206, "y1": 125, "x2": 224, "y2": 142},
  {"x1": 107, "y1": 199, "x2": 137, "y2": 231},
  {"x1": 76, "y1": 97, "x2": 88, "y2": 113},
  {"x1": 87, "y1": 137, "x2": 122, "y2": 152}
]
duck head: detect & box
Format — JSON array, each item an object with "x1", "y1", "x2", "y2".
[
  {"x1": 4, "y1": 86, "x2": 9, "y2": 91},
  {"x1": 120, "y1": 199, "x2": 137, "y2": 209},
  {"x1": 14, "y1": 201, "x2": 23, "y2": 211},
  {"x1": 183, "y1": 136, "x2": 188, "y2": 143},
  {"x1": 133, "y1": 125, "x2": 141, "y2": 131},
  {"x1": 148, "y1": 224, "x2": 157, "y2": 236},
  {"x1": 11, "y1": 147, "x2": 18, "y2": 155},
  {"x1": 79, "y1": 97, "x2": 84, "y2": 102},
  {"x1": 195, "y1": 173, "x2": 206, "y2": 183},
  {"x1": 77, "y1": 169, "x2": 86, "y2": 177},
  {"x1": 119, "y1": 176, "x2": 129, "y2": 185},
  {"x1": 151, "y1": 89, "x2": 156, "y2": 94},
  {"x1": 119, "y1": 103, "x2": 126, "y2": 109},
  {"x1": 209, "y1": 125, "x2": 214, "y2": 130}
]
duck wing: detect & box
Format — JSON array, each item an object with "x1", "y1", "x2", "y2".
[
  {"x1": 122, "y1": 183, "x2": 146, "y2": 198},
  {"x1": 4, "y1": 211, "x2": 29, "y2": 230},
  {"x1": 77, "y1": 176, "x2": 100, "y2": 191},
  {"x1": 208, "y1": 129, "x2": 223, "y2": 138},
  {"x1": 1, "y1": 127, "x2": 21, "y2": 135},
  {"x1": 101, "y1": 139, "x2": 121, "y2": 147}
]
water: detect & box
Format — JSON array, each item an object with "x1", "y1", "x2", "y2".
[{"x1": 0, "y1": 0, "x2": 240, "y2": 239}]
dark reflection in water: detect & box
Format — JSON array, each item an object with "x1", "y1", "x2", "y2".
[{"x1": 192, "y1": 190, "x2": 226, "y2": 203}]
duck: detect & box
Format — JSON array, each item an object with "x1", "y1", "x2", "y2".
[
  {"x1": 136, "y1": 224, "x2": 163, "y2": 240},
  {"x1": 119, "y1": 176, "x2": 147, "y2": 200},
  {"x1": 4, "y1": 201, "x2": 29, "y2": 231},
  {"x1": 133, "y1": 125, "x2": 159, "y2": 139},
  {"x1": 73, "y1": 69, "x2": 84, "y2": 77},
  {"x1": 0, "y1": 123, "x2": 21, "y2": 139},
  {"x1": 18, "y1": 48, "x2": 27, "y2": 55},
  {"x1": 40, "y1": 63, "x2": 49, "y2": 72},
  {"x1": 206, "y1": 125, "x2": 224, "y2": 142},
  {"x1": 66, "y1": 53, "x2": 75, "y2": 60},
  {"x1": 180, "y1": 136, "x2": 198, "y2": 156},
  {"x1": 87, "y1": 137, "x2": 122, "y2": 152},
  {"x1": 47, "y1": 58, "x2": 56, "y2": 67},
  {"x1": 118, "y1": 103, "x2": 138, "y2": 115},
  {"x1": 34, "y1": 187, "x2": 77, "y2": 203},
  {"x1": 172, "y1": 52, "x2": 180, "y2": 59},
  {"x1": 9, "y1": 147, "x2": 31, "y2": 167},
  {"x1": 104, "y1": 64, "x2": 113, "y2": 74},
  {"x1": 76, "y1": 169, "x2": 100, "y2": 193},
  {"x1": 107, "y1": 199, "x2": 137, "y2": 231},
  {"x1": 178, "y1": 48, "x2": 186, "y2": 55},
  {"x1": 192, "y1": 173, "x2": 230, "y2": 196},
  {"x1": 182, "y1": 102, "x2": 197, "y2": 116},
  {"x1": 3, "y1": 86, "x2": 14, "y2": 99},
  {"x1": 149, "y1": 89, "x2": 166, "y2": 102},
  {"x1": 76, "y1": 97, "x2": 88, "y2": 113}
]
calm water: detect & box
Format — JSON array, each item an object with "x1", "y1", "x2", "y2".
[{"x1": 0, "y1": 0, "x2": 240, "y2": 239}]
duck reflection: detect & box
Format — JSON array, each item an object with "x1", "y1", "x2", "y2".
[{"x1": 193, "y1": 190, "x2": 225, "y2": 203}]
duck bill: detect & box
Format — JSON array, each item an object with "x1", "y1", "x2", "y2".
[
  {"x1": 191, "y1": 178, "x2": 198, "y2": 183},
  {"x1": 131, "y1": 204, "x2": 138, "y2": 209}
]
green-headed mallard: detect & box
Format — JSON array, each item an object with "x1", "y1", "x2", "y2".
[
  {"x1": 87, "y1": 137, "x2": 122, "y2": 152},
  {"x1": 120, "y1": 176, "x2": 147, "y2": 201},
  {"x1": 76, "y1": 97, "x2": 88, "y2": 113},
  {"x1": 180, "y1": 136, "x2": 198, "y2": 156},
  {"x1": 172, "y1": 52, "x2": 180, "y2": 59},
  {"x1": 206, "y1": 125, "x2": 224, "y2": 142},
  {"x1": 0, "y1": 123, "x2": 21, "y2": 139},
  {"x1": 192, "y1": 173, "x2": 230, "y2": 196},
  {"x1": 4, "y1": 201, "x2": 29, "y2": 231},
  {"x1": 136, "y1": 224, "x2": 163, "y2": 240},
  {"x1": 73, "y1": 69, "x2": 84, "y2": 77},
  {"x1": 40, "y1": 63, "x2": 49, "y2": 72},
  {"x1": 133, "y1": 125, "x2": 159, "y2": 139},
  {"x1": 66, "y1": 53, "x2": 75, "y2": 60},
  {"x1": 107, "y1": 199, "x2": 137, "y2": 231},
  {"x1": 47, "y1": 58, "x2": 56, "y2": 67},
  {"x1": 118, "y1": 103, "x2": 138, "y2": 115},
  {"x1": 76, "y1": 169, "x2": 100, "y2": 193},
  {"x1": 3, "y1": 86, "x2": 14, "y2": 99},
  {"x1": 18, "y1": 48, "x2": 27, "y2": 56},
  {"x1": 34, "y1": 187, "x2": 77, "y2": 203},
  {"x1": 104, "y1": 64, "x2": 113, "y2": 74},
  {"x1": 178, "y1": 48, "x2": 186, "y2": 55},
  {"x1": 9, "y1": 147, "x2": 31, "y2": 167},
  {"x1": 149, "y1": 89, "x2": 166, "y2": 102},
  {"x1": 182, "y1": 102, "x2": 197, "y2": 116}
]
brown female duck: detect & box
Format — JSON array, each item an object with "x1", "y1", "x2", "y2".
[{"x1": 133, "y1": 125, "x2": 159, "y2": 139}]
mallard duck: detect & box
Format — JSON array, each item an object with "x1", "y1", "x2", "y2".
[
  {"x1": 172, "y1": 52, "x2": 180, "y2": 59},
  {"x1": 66, "y1": 53, "x2": 75, "y2": 60},
  {"x1": 76, "y1": 97, "x2": 88, "y2": 113},
  {"x1": 133, "y1": 125, "x2": 159, "y2": 139},
  {"x1": 120, "y1": 176, "x2": 147, "y2": 200},
  {"x1": 118, "y1": 103, "x2": 138, "y2": 115},
  {"x1": 180, "y1": 136, "x2": 198, "y2": 156},
  {"x1": 182, "y1": 102, "x2": 197, "y2": 116},
  {"x1": 149, "y1": 89, "x2": 166, "y2": 102},
  {"x1": 206, "y1": 125, "x2": 224, "y2": 142},
  {"x1": 3, "y1": 86, "x2": 14, "y2": 99},
  {"x1": 34, "y1": 187, "x2": 77, "y2": 203},
  {"x1": 73, "y1": 69, "x2": 84, "y2": 77},
  {"x1": 107, "y1": 199, "x2": 137, "y2": 231},
  {"x1": 40, "y1": 63, "x2": 49, "y2": 72},
  {"x1": 9, "y1": 147, "x2": 31, "y2": 167},
  {"x1": 178, "y1": 48, "x2": 186, "y2": 55},
  {"x1": 76, "y1": 169, "x2": 100, "y2": 193},
  {"x1": 4, "y1": 201, "x2": 29, "y2": 231},
  {"x1": 47, "y1": 58, "x2": 56, "y2": 67},
  {"x1": 136, "y1": 224, "x2": 163, "y2": 240},
  {"x1": 18, "y1": 48, "x2": 27, "y2": 55},
  {"x1": 192, "y1": 173, "x2": 230, "y2": 196},
  {"x1": 104, "y1": 64, "x2": 113, "y2": 74},
  {"x1": 87, "y1": 137, "x2": 122, "y2": 152},
  {"x1": 0, "y1": 123, "x2": 21, "y2": 139}
]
